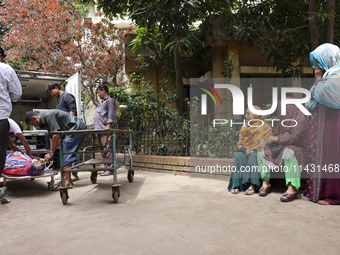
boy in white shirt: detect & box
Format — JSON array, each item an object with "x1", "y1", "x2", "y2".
[{"x1": 7, "y1": 118, "x2": 33, "y2": 159}]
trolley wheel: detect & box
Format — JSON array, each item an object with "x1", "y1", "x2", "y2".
[
  {"x1": 60, "y1": 190, "x2": 69, "y2": 205},
  {"x1": 90, "y1": 172, "x2": 97, "y2": 184},
  {"x1": 127, "y1": 171, "x2": 134, "y2": 183},
  {"x1": 112, "y1": 188, "x2": 119, "y2": 203},
  {"x1": 47, "y1": 180, "x2": 55, "y2": 191}
]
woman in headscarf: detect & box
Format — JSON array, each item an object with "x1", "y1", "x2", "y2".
[
  {"x1": 227, "y1": 106, "x2": 273, "y2": 195},
  {"x1": 304, "y1": 43, "x2": 340, "y2": 205},
  {"x1": 257, "y1": 103, "x2": 308, "y2": 202}
]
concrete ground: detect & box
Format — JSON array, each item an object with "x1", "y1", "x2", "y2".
[{"x1": 1, "y1": 169, "x2": 339, "y2": 255}]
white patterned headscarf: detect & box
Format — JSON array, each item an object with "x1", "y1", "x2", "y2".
[
  {"x1": 309, "y1": 43, "x2": 340, "y2": 79},
  {"x1": 305, "y1": 43, "x2": 340, "y2": 111}
]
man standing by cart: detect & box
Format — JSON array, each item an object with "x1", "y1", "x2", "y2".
[
  {"x1": 94, "y1": 83, "x2": 116, "y2": 176},
  {"x1": 46, "y1": 82, "x2": 80, "y2": 181},
  {"x1": 24, "y1": 110, "x2": 87, "y2": 189},
  {"x1": 0, "y1": 46, "x2": 23, "y2": 204}
]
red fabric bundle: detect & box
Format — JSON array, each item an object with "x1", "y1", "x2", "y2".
[{"x1": 3, "y1": 152, "x2": 45, "y2": 176}]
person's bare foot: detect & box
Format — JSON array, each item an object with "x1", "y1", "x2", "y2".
[
  {"x1": 71, "y1": 175, "x2": 80, "y2": 182},
  {"x1": 63, "y1": 181, "x2": 73, "y2": 189},
  {"x1": 281, "y1": 184, "x2": 297, "y2": 200},
  {"x1": 285, "y1": 184, "x2": 297, "y2": 193},
  {"x1": 259, "y1": 180, "x2": 271, "y2": 196},
  {"x1": 53, "y1": 181, "x2": 72, "y2": 190},
  {"x1": 317, "y1": 200, "x2": 331, "y2": 205},
  {"x1": 262, "y1": 180, "x2": 271, "y2": 188},
  {"x1": 245, "y1": 184, "x2": 256, "y2": 195},
  {"x1": 230, "y1": 188, "x2": 240, "y2": 194}
]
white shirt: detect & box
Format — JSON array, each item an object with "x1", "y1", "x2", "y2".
[
  {"x1": 8, "y1": 118, "x2": 22, "y2": 135},
  {"x1": 0, "y1": 62, "x2": 22, "y2": 120}
]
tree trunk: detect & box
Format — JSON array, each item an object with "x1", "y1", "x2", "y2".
[
  {"x1": 309, "y1": 0, "x2": 319, "y2": 50},
  {"x1": 173, "y1": 42, "x2": 186, "y2": 116},
  {"x1": 324, "y1": 0, "x2": 335, "y2": 43}
]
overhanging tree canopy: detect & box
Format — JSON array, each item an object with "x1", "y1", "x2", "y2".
[
  {"x1": 79, "y1": 0, "x2": 339, "y2": 111},
  {"x1": 84, "y1": 0, "x2": 234, "y2": 115},
  {"x1": 0, "y1": 0, "x2": 131, "y2": 106}
]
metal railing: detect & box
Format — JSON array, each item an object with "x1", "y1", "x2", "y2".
[
  {"x1": 117, "y1": 112, "x2": 241, "y2": 158},
  {"x1": 118, "y1": 118, "x2": 190, "y2": 156},
  {"x1": 190, "y1": 112, "x2": 241, "y2": 158}
]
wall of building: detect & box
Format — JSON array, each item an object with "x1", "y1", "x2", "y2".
[
  {"x1": 125, "y1": 37, "x2": 315, "y2": 116},
  {"x1": 86, "y1": 4, "x2": 133, "y2": 29},
  {"x1": 126, "y1": 154, "x2": 232, "y2": 181}
]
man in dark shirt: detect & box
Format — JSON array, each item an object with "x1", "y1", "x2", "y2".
[
  {"x1": 46, "y1": 82, "x2": 80, "y2": 180},
  {"x1": 46, "y1": 82, "x2": 77, "y2": 116},
  {"x1": 25, "y1": 110, "x2": 87, "y2": 188}
]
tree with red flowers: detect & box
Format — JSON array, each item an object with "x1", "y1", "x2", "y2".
[{"x1": 0, "y1": 0, "x2": 133, "y2": 105}]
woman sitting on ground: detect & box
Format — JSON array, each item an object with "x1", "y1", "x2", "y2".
[
  {"x1": 257, "y1": 104, "x2": 308, "y2": 202},
  {"x1": 228, "y1": 107, "x2": 273, "y2": 195}
]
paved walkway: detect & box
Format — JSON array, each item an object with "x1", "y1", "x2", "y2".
[{"x1": 1, "y1": 169, "x2": 339, "y2": 255}]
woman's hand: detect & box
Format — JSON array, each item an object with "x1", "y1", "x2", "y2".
[
  {"x1": 257, "y1": 141, "x2": 267, "y2": 151},
  {"x1": 266, "y1": 136, "x2": 278, "y2": 145},
  {"x1": 258, "y1": 136, "x2": 279, "y2": 151},
  {"x1": 244, "y1": 149, "x2": 252, "y2": 158},
  {"x1": 44, "y1": 153, "x2": 53, "y2": 163},
  {"x1": 314, "y1": 65, "x2": 323, "y2": 80}
]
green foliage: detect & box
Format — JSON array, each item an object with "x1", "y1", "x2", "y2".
[
  {"x1": 189, "y1": 94, "x2": 238, "y2": 158},
  {"x1": 81, "y1": 0, "x2": 340, "y2": 80},
  {"x1": 190, "y1": 117, "x2": 239, "y2": 158},
  {"x1": 130, "y1": 27, "x2": 163, "y2": 54},
  {"x1": 109, "y1": 55, "x2": 189, "y2": 155},
  {"x1": 189, "y1": 96, "x2": 200, "y2": 116},
  {"x1": 220, "y1": 52, "x2": 235, "y2": 78},
  {"x1": 111, "y1": 80, "x2": 178, "y2": 125},
  {"x1": 220, "y1": 0, "x2": 311, "y2": 77},
  {"x1": 0, "y1": 1, "x2": 7, "y2": 41},
  {"x1": 262, "y1": 103, "x2": 277, "y2": 120},
  {"x1": 110, "y1": 55, "x2": 178, "y2": 124},
  {"x1": 82, "y1": 0, "x2": 235, "y2": 115},
  {"x1": 214, "y1": 0, "x2": 340, "y2": 77}
]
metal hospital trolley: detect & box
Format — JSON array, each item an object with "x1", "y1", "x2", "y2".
[{"x1": 51, "y1": 129, "x2": 133, "y2": 205}]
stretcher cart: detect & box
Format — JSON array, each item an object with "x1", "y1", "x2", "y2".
[
  {"x1": 51, "y1": 129, "x2": 133, "y2": 205},
  {"x1": 1, "y1": 161, "x2": 57, "y2": 197}
]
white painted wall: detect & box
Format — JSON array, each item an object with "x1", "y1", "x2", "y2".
[{"x1": 86, "y1": 4, "x2": 133, "y2": 29}]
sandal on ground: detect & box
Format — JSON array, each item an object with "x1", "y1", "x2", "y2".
[
  {"x1": 259, "y1": 187, "x2": 271, "y2": 197},
  {"x1": 280, "y1": 192, "x2": 297, "y2": 202},
  {"x1": 230, "y1": 188, "x2": 240, "y2": 194},
  {"x1": 245, "y1": 188, "x2": 255, "y2": 195},
  {"x1": 71, "y1": 176, "x2": 80, "y2": 182},
  {"x1": 64, "y1": 182, "x2": 73, "y2": 189},
  {"x1": 100, "y1": 171, "x2": 113, "y2": 176},
  {"x1": 52, "y1": 183, "x2": 63, "y2": 191},
  {"x1": 317, "y1": 200, "x2": 331, "y2": 205},
  {"x1": 65, "y1": 182, "x2": 73, "y2": 189},
  {"x1": 0, "y1": 197, "x2": 10, "y2": 204},
  {"x1": 52, "y1": 182, "x2": 73, "y2": 191}
]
